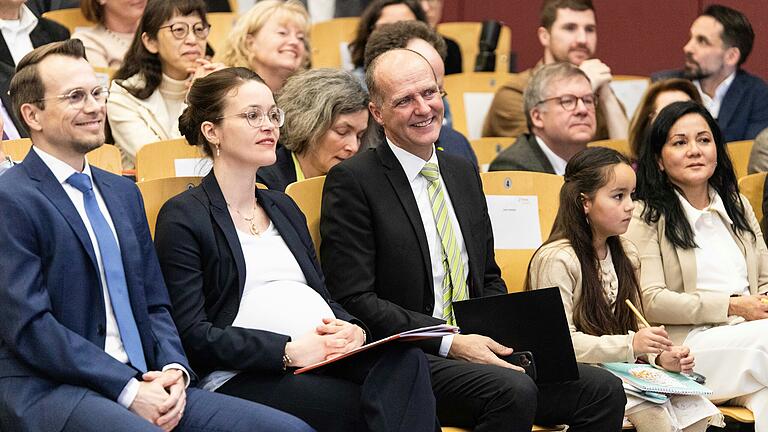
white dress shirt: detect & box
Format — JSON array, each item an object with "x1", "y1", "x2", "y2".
[
  {"x1": 387, "y1": 139, "x2": 469, "y2": 356},
  {"x1": 535, "y1": 135, "x2": 568, "y2": 175},
  {"x1": 33, "y1": 147, "x2": 187, "y2": 408},
  {"x1": 0, "y1": 5, "x2": 37, "y2": 66},
  {"x1": 676, "y1": 189, "x2": 749, "y2": 296},
  {"x1": 694, "y1": 72, "x2": 736, "y2": 120}
]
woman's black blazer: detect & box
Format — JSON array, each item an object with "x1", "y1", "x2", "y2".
[{"x1": 154, "y1": 171, "x2": 363, "y2": 378}]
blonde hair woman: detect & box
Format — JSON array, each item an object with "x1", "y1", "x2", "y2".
[{"x1": 216, "y1": 0, "x2": 309, "y2": 92}]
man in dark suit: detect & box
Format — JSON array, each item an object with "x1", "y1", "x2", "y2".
[
  {"x1": 320, "y1": 48, "x2": 624, "y2": 432},
  {"x1": 0, "y1": 0, "x2": 69, "y2": 80},
  {"x1": 489, "y1": 62, "x2": 596, "y2": 174},
  {"x1": 0, "y1": 39, "x2": 312, "y2": 432},
  {"x1": 653, "y1": 4, "x2": 768, "y2": 142}
]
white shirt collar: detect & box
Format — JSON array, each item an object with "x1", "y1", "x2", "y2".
[
  {"x1": 32, "y1": 146, "x2": 93, "y2": 185},
  {"x1": 694, "y1": 71, "x2": 736, "y2": 118},
  {"x1": 675, "y1": 188, "x2": 733, "y2": 227},
  {"x1": 534, "y1": 135, "x2": 567, "y2": 175},
  {"x1": 0, "y1": 5, "x2": 38, "y2": 32},
  {"x1": 386, "y1": 137, "x2": 438, "y2": 183}
]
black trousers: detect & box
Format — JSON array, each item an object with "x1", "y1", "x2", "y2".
[
  {"x1": 217, "y1": 345, "x2": 439, "y2": 432},
  {"x1": 428, "y1": 356, "x2": 626, "y2": 432}
]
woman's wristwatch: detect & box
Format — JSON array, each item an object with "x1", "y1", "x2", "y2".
[{"x1": 282, "y1": 351, "x2": 292, "y2": 371}]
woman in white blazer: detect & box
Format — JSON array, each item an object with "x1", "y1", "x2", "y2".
[{"x1": 626, "y1": 100, "x2": 768, "y2": 430}]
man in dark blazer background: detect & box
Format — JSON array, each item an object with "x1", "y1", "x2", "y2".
[
  {"x1": 320, "y1": 47, "x2": 624, "y2": 432},
  {"x1": 489, "y1": 62, "x2": 596, "y2": 174},
  {"x1": 0, "y1": 39, "x2": 312, "y2": 432},
  {"x1": 0, "y1": 0, "x2": 69, "y2": 77},
  {"x1": 652, "y1": 4, "x2": 768, "y2": 142}
]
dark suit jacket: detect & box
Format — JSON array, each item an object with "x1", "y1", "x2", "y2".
[
  {"x1": 488, "y1": 133, "x2": 556, "y2": 174},
  {"x1": 0, "y1": 15, "x2": 69, "y2": 76},
  {"x1": 256, "y1": 146, "x2": 297, "y2": 192},
  {"x1": 0, "y1": 149, "x2": 190, "y2": 431},
  {"x1": 154, "y1": 171, "x2": 363, "y2": 378},
  {"x1": 437, "y1": 126, "x2": 478, "y2": 166},
  {"x1": 652, "y1": 69, "x2": 768, "y2": 142},
  {"x1": 320, "y1": 141, "x2": 506, "y2": 354}
]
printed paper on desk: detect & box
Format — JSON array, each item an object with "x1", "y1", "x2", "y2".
[
  {"x1": 174, "y1": 158, "x2": 213, "y2": 177},
  {"x1": 486, "y1": 195, "x2": 542, "y2": 250}
]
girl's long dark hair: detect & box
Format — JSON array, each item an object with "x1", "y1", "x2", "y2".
[
  {"x1": 634, "y1": 100, "x2": 753, "y2": 249},
  {"x1": 526, "y1": 147, "x2": 640, "y2": 336},
  {"x1": 113, "y1": 0, "x2": 208, "y2": 100}
]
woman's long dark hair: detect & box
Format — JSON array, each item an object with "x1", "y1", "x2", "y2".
[
  {"x1": 113, "y1": 0, "x2": 208, "y2": 100},
  {"x1": 634, "y1": 100, "x2": 753, "y2": 248},
  {"x1": 349, "y1": 0, "x2": 426, "y2": 68},
  {"x1": 526, "y1": 147, "x2": 640, "y2": 336}
]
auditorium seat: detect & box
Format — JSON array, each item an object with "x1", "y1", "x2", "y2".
[
  {"x1": 480, "y1": 171, "x2": 563, "y2": 291},
  {"x1": 470, "y1": 136, "x2": 515, "y2": 172},
  {"x1": 136, "y1": 176, "x2": 202, "y2": 238},
  {"x1": 587, "y1": 139, "x2": 631, "y2": 158},
  {"x1": 134, "y1": 138, "x2": 206, "y2": 182},
  {"x1": 443, "y1": 71, "x2": 514, "y2": 140},
  {"x1": 435, "y1": 22, "x2": 512, "y2": 74},
  {"x1": 728, "y1": 139, "x2": 753, "y2": 180}
]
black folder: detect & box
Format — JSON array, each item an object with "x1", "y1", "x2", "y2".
[{"x1": 453, "y1": 287, "x2": 579, "y2": 383}]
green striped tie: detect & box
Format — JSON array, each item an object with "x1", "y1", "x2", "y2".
[{"x1": 420, "y1": 162, "x2": 468, "y2": 325}]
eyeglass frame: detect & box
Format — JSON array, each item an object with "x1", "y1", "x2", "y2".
[
  {"x1": 216, "y1": 107, "x2": 286, "y2": 128},
  {"x1": 536, "y1": 93, "x2": 598, "y2": 112},
  {"x1": 33, "y1": 86, "x2": 110, "y2": 109},
  {"x1": 158, "y1": 21, "x2": 211, "y2": 40}
]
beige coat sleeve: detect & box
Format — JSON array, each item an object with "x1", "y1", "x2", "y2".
[
  {"x1": 623, "y1": 202, "x2": 730, "y2": 326},
  {"x1": 528, "y1": 241, "x2": 636, "y2": 364},
  {"x1": 481, "y1": 83, "x2": 528, "y2": 138},
  {"x1": 107, "y1": 81, "x2": 169, "y2": 169}
]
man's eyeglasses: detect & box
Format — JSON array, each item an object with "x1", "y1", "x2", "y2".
[
  {"x1": 34, "y1": 86, "x2": 110, "y2": 109},
  {"x1": 217, "y1": 107, "x2": 285, "y2": 128},
  {"x1": 159, "y1": 22, "x2": 210, "y2": 40},
  {"x1": 537, "y1": 94, "x2": 597, "y2": 111}
]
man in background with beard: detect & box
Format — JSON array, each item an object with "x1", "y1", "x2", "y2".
[{"x1": 654, "y1": 4, "x2": 768, "y2": 142}]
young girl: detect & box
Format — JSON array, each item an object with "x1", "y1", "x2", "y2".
[{"x1": 526, "y1": 147, "x2": 721, "y2": 431}]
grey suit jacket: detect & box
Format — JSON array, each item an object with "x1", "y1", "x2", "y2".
[{"x1": 488, "y1": 133, "x2": 555, "y2": 174}]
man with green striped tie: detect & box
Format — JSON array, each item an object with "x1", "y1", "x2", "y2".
[{"x1": 320, "y1": 47, "x2": 625, "y2": 432}]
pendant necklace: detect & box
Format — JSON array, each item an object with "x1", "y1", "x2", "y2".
[{"x1": 228, "y1": 200, "x2": 261, "y2": 236}]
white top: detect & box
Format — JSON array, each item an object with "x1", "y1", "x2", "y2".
[
  {"x1": 676, "y1": 189, "x2": 749, "y2": 296},
  {"x1": 32, "y1": 147, "x2": 191, "y2": 408},
  {"x1": 307, "y1": 0, "x2": 336, "y2": 23},
  {"x1": 1, "y1": 99, "x2": 21, "y2": 140},
  {"x1": 694, "y1": 72, "x2": 736, "y2": 119},
  {"x1": 535, "y1": 135, "x2": 568, "y2": 175},
  {"x1": 387, "y1": 138, "x2": 468, "y2": 356},
  {"x1": 0, "y1": 5, "x2": 37, "y2": 66},
  {"x1": 232, "y1": 223, "x2": 335, "y2": 337},
  {"x1": 200, "y1": 221, "x2": 335, "y2": 391}
]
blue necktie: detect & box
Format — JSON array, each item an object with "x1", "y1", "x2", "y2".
[{"x1": 66, "y1": 172, "x2": 147, "y2": 372}]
